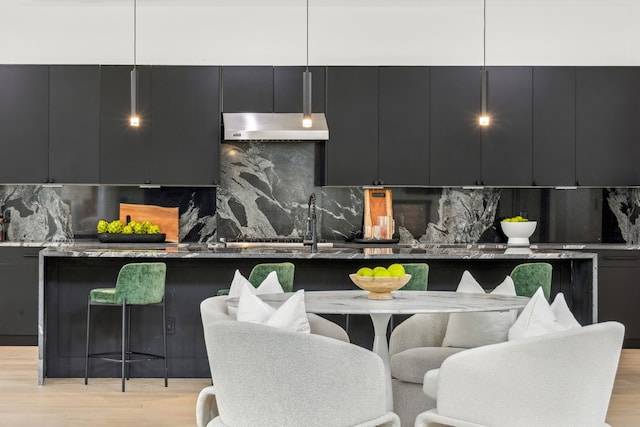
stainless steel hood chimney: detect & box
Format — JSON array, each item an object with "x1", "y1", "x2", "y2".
[{"x1": 223, "y1": 112, "x2": 329, "y2": 141}]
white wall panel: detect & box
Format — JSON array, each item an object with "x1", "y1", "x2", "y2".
[{"x1": 0, "y1": 0, "x2": 638, "y2": 65}]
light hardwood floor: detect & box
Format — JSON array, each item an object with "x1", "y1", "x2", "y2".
[{"x1": 0, "y1": 346, "x2": 638, "y2": 426}]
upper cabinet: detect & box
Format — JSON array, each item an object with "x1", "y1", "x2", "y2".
[
  {"x1": 100, "y1": 65, "x2": 220, "y2": 186},
  {"x1": 0, "y1": 65, "x2": 49, "y2": 183},
  {"x1": 222, "y1": 66, "x2": 273, "y2": 113},
  {"x1": 49, "y1": 65, "x2": 100, "y2": 184},
  {"x1": 274, "y1": 66, "x2": 326, "y2": 113},
  {"x1": 99, "y1": 65, "x2": 152, "y2": 184},
  {"x1": 532, "y1": 67, "x2": 576, "y2": 187},
  {"x1": 326, "y1": 67, "x2": 379, "y2": 186},
  {"x1": 481, "y1": 67, "x2": 533, "y2": 186},
  {"x1": 378, "y1": 67, "x2": 430, "y2": 186},
  {"x1": 576, "y1": 67, "x2": 640, "y2": 186},
  {"x1": 430, "y1": 67, "x2": 482, "y2": 186},
  {"x1": 150, "y1": 66, "x2": 220, "y2": 186}
]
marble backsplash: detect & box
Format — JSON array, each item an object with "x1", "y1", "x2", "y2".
[{"x1": 0, "y1": 140, "x2": 635, "y2": 245}]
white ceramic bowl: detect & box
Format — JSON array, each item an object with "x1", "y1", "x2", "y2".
[
  {"x1": 349, "y1": 273, "x2": 412, "y2": 300},
  {"x1": 501, "y1": 221, "x2": 537, "y2": 246}
]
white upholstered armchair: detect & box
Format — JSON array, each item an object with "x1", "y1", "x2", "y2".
[
  {"x1": 196, "y1": 319, "x2": 400, "y2": 427},
  {"x1": 415, "y1": 321, "x2": 625, "y2": 427}
]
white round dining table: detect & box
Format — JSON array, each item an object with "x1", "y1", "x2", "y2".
[{"x1": 227, "y1": 289, "x2": 530, "y2": 412}]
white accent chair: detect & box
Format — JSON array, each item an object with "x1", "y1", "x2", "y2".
[
  {"x1": 200, "y1": 295, "x2": 350, "y2": 343},
  {"x1": 414, "y1": 321, "x2": 624, "y2": 427},
  {"x1": 389, "y1": 313, "x2": 464, "y2": 427},
  {"x1": 196, "y1": 319, "x2": 401, "y2": 427}
]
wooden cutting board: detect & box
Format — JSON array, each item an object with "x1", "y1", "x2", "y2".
[
  {"x1": 119, "y1": 203, "x2": 179, "y2": 243},
  {"x1": 363, "y1": 189, "x2": 393, "y2": 238}
]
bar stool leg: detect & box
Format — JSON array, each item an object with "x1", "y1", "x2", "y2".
[
  {"x1": 121, "y1": 300, "x2": 126, "y2": 392},
  {"x1": 162, "y1": 300, "x2": 168, "y2": 387},
  {"x1": 84, "y1": 296, "x2": 91, "y2": 385}
]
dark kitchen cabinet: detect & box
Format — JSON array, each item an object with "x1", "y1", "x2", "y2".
[
  {"x1": 274, "y1": 66, "x2": 326, "y2": 113},
  {"x1": 49, "y1": 65, "x2": 100, "y2": 184},
  {"x1": 222, "y1": 66, "x2": 273, "y2": 113},
  {"x1": 430, "y1": 67, "x2": 482, "y2": 186},
  {"x1": 0, "y1": 247, "x2": 41, "y2": 345},
  {"x1": 326, "y1": 67, "x2": 379, "y2": 186},
  {"x1": 597, "y1": 250, "x2": 640, "y2": 348},
  {"x1": 0, "y1": 65, "x2": 49, "y2": 183},
  {"x1": 481, "y1": 67, "x2": 533, "y2": 186},
  {"x1": 150, "y1": 66, "x2": 220, "y2": 186},
  {"x1": 576, "y1": 67, "x2": 640, "y2": 186},
  {"x1": 532, "y1": 67, "x2": 576, "y2": 186},
  {"x1": 378, "y1": 67, "x2": 430, "y2": 186},
  {"x1": 99, "y1": 65, "x2": 152, "y2": 184}
]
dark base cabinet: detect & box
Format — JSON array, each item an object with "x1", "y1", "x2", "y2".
[
  {"x1": 42, "y1": 254, "x2": 592, "y2": 379},
  {"x1": 597, "y1": 251, "x2": 640, "y2": 348},
  {"x1": 0, "y1": 248, "x2": 41, "y2": 345}
]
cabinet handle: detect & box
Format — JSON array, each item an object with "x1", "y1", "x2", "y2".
[
  {"x1": 23, "y1": 254, "x2": 40, "y2": 258},
  {"x1": 602, "y1": 256, "x2": 640, "y2": 261}
]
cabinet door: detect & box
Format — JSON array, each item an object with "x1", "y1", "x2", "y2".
[
  {"x1": 430, "y1": 67, "x2": 482, "y2": 186},
  {"x1": 274, "y1": 66, "x2": 325, "y2": 113},
  {"x1": 222, "y1": 66, "x2": 273, "y2": 113},
  {"x1": 326, "y1": 67, "x2": 379, "y2": 186},
  {"x1": 0, "y1": 248, "x2": 40, "y2": 344},
  {"x1": 532, "y1": 67, "x2": 576, "y2": 186},
  {"x1": 49, "y1": 65, "x2": 100, "y2": 184},
  {"x1": 0, "y1": 65, "x2": 49, "y2": 183},
  {"x1": 99, "y1": 65, "x2": 152, "y2": 184},
  {"x1": 597, "y1": 251, "x2": 640, "y2": 348},
  {"x1": 150, "y1": 66, "x2": 220, "y2": 186},
  {"x1": 482, "y1": 67, "x2": 533, "y2": 186},
  {"x1": 576, "y1": 67, "x2": 640, "y2": 186},
  {"x1": 378, "y1": 67, "x2": 429, "y2": 186}
]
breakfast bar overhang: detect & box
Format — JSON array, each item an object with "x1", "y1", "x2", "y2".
[{"x1": 38, "y1": 244, "x2": 597, "y2": 385}]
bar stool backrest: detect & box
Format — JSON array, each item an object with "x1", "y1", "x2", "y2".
[{"x1": 115, "y1": 262, "x2": 167, "y2": 305}]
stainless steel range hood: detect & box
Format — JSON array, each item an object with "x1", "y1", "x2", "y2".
[{"x1": 223, "y1": 112, "x2": 329, "y2": 141}]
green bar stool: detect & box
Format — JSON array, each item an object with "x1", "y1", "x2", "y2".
[
  {"x1": 216, "y1": 262, "x2": 296, "y2": 296},
  {"x1": 510, "y1": 262, "x2": 552, "y2": 301},
  {"x1": 85, "y1": 262, "x2": 168, "y2": 392},
  {"x1": 389, "y1": 263, "x2": 430, "y2": 330}
]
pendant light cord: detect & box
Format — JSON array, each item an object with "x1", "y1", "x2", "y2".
[
  {"x1": 482, "y1": 0, "x2": 486, "y2": 71},
  {"x1": 305, "y1": 0, "x2": 309, "y2": 72},
  {"x1": 133, "y1": 0, "x2": 137, "y2": 71}
]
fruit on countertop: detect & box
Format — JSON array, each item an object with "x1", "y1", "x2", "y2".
[
  {"x1": 356, "y1": 267, "x2": 374, "y2": 277},
  {"x1": 97, "y1": 219, "x2": 108, "y2": 233},
  {"x1": 97, "y1": 219, "x2": 162, "y2": 235},
  {"x1": 502, "y1": 215, "x2": 529, "y2": 222},
  {"x1": 355, "y1": 263, "x2": 406, "y2": 278}
]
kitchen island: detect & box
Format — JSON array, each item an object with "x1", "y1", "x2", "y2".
[{"x1": 38, "y1": 244, "x2": 597, "y2": 384}]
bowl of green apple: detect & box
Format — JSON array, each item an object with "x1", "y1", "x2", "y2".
[{"x1": 349, "y1": 263, "x2": 411, "y2": 300}]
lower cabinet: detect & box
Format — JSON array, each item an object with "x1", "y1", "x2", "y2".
[
  {"x1": 0, "y1": 247, "x2": 41, "y2": 345},
  {"x1": 597, "y1": 250, "x2": 640, "y2": 348}
]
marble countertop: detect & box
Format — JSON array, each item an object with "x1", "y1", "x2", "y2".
[
  {"x1": 5, "y1": 239, "x2": 639, "y2": 251},
  {"x1": 39, "y1": 243, "x2": 598, "y2": 260}
]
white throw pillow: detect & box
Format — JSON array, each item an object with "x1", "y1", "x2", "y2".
[
  {"x1": 227, "y1": 269, "x2": 284, "y2": 298},
  {"x1": 508, "y1": 288, "x2": 580, "y2": 340},
  {"x1": 442, "y1": 271, "x2": 518, "y2": 348},
  {"x1": 550, "y1": 292, "x2": 582, "y2": 329},
  {"x1": 236, "y1": 286, "x2": 310, "y2": 334}
]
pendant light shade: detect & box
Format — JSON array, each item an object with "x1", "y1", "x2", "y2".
[
  {"x1": 130, "y1": 68, "x2": 140, "y2": 127},
  {"x1": 479, "y1": 68, "x2": 489, "y2": 126},
  {"x1": 479, "y1": 0, "x2": 490, "y2": 127},
  {"x1": 302, "y1": 0, "x2": 312, "y2": 128},
  {"x1": 129, "y1": 0, "x2": 140, "y2": 127}
]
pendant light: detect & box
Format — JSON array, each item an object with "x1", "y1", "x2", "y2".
[
  {"x1": 479, "y1": 0, "x2": 490, "y2": 127},
  {"x1": 129, "y1": 0, "x2": 140, "y2": 127},
  {"x1": 302, "y1": 0, "x2": 312, "y2": 128}
]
